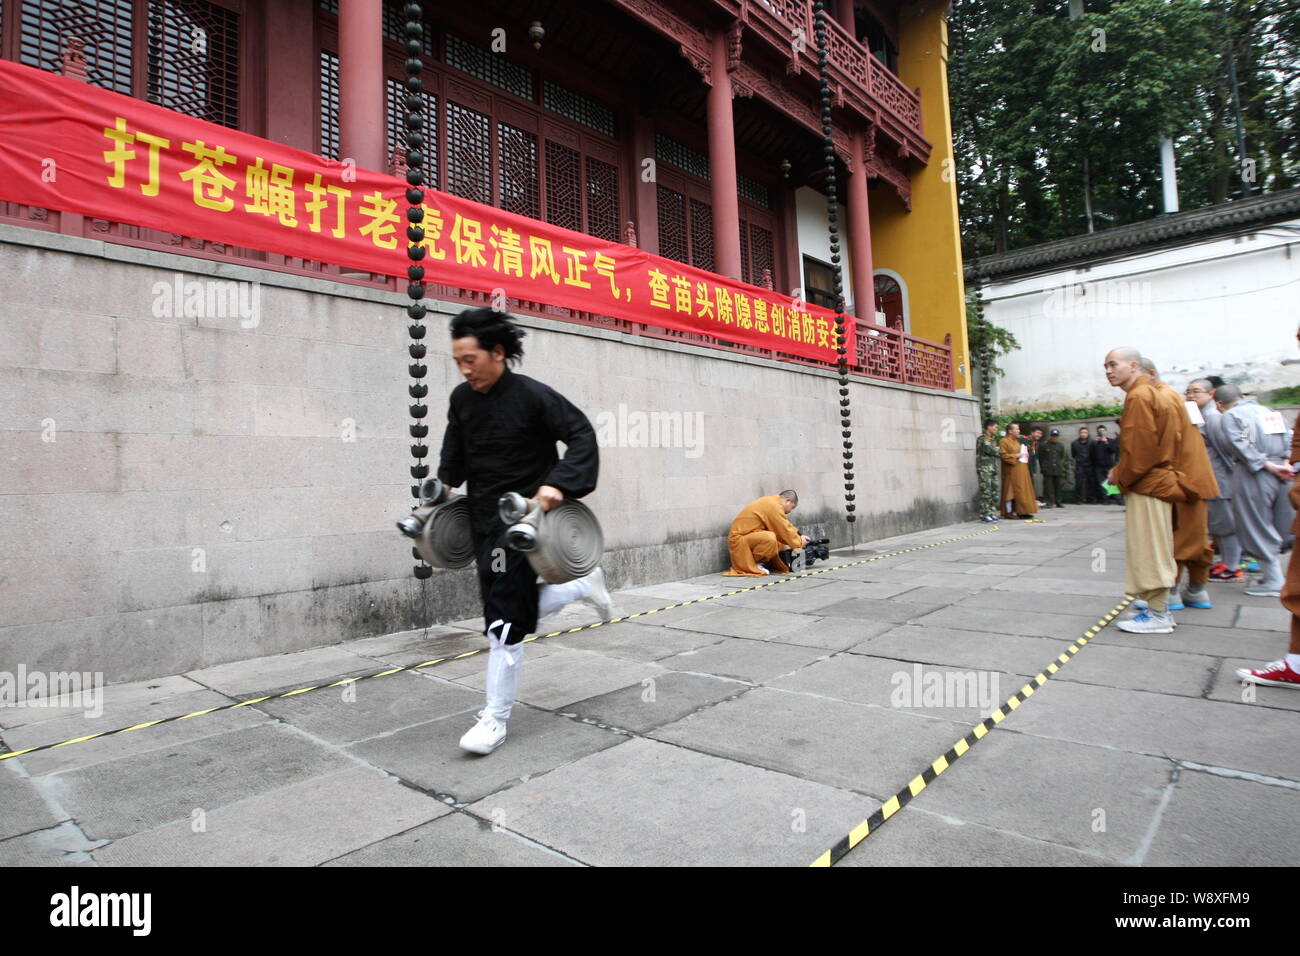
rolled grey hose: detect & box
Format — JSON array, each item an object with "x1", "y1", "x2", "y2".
[
  {"x1": 499, "y1": 494, "x2": 604, "y2": 584},
  {"x1": 411, "y1": 492, "x2": 475, "y2": 569}
]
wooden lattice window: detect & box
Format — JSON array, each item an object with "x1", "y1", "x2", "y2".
[
  {"x1": 740, "y1": 220, "x2": 774, "y2": 287},
  {"x1": 19, "y1": 0, "x2": 135, "y2": 94},
  {"x1": 386, "y1": 76, "x2": 438, "y2": 184},
  {"x1": 658, "y1": 171, "x2": 776, "y2": 283},
  {"x1": 585, "y1": 156, "x2": 619, "y2": 243},
  {"x1": 445, "y1": 100, "x2": 492, "y2": 206},
  {"x1": 320, "y1": 50, "x2": 340, "y2": 159},
  {"x1": 498, "y1": 121, "x2": 539, "y2": 220},
  {"x1": 20, "y1": 0, "x2": 241, "y2": 128},
  {"x1": 145, "y1": 0, "x2": 240, "y2": 128}
]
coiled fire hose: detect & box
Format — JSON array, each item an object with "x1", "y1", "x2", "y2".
[{"x1": 498, "y1": 492, "x2": 604, "y2": 584}]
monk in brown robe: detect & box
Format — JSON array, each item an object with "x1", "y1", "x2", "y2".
[
  {"x1": 1108, "y1": 347, "x2": 1182, "y2": 633},
  {"x1": 1239, "y1": 325, "x2": 1300, "y2": 688},
  {"x1": 1141, "y1": 360, "x2": 1220, "y2": 608},
  {"x1": 723, "y1": 490, "x2": 809, "y2": 576},
  {"x1": 999, "y1": 423, "x2": 1038, "y2": 518}
]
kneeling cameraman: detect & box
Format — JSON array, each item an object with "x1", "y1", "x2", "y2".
[{"x1": 723, "y1": 490, "x2": 810, "y2": 576}]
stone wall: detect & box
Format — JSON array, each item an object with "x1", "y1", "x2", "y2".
[{"x1": 0, "y1": 224, "x2": 978, "y2": 681}]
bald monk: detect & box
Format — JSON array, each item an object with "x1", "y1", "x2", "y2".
[
  {"x1": 723, "y1": 490, "x2": 809, "y2": 576},
  {"x1": 999, "y1": 423, "x2": 1038, "y2": 518},
  {"x1": 1139, "y1": 358, "x2": 1220, "y2": 612},
  {"x1": 1240, "y1": 324, "x2": 1300, "y2": 688},
  {"x1": 1106, "y1": 347, "x2": 1182, "y2": 634}
]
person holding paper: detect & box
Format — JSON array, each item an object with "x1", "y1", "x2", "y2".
[
  {"x1": 1215, "y1": 384, "x2": 1295, "y2": 597},
  {"x1": 998, "y1": 423, "x2": 1038, "y2": 518}
]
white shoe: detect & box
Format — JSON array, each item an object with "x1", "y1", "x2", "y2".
[
  {"x1": 1244, "y1": 586, "x2": 1281, "y2": 597},
  {"x1": 459, "y1": 712, "x2": 507, "y2": 754},
  {"x1": 1116, "y1": 610, "x2": 1174, "y2": 634},
  {"x1": 584, "y1": 567, "x2": 614, "y2": 622}
]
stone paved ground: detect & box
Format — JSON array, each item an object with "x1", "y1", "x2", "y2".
[{"x1": 3, "y1": 505, "x2": 1297, "y2": 867}]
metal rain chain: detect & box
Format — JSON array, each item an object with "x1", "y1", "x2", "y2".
[
  {"x1": 401, "y1": 2, "x2": 432, "y2": 580},
  {"x1": 812, "y1": 1, "x2": 857, "y2": 539}
]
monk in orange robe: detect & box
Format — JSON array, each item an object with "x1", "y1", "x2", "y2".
[
  {"x1": 1142, "y1": 363, "x2": 1219, "y2": 604},
  {"x1": 723, "y1": 490, "x2": 808, "y2": 576},
  {"x1": 999, "y1": 423, "x2": 1039, "y2": 517}
]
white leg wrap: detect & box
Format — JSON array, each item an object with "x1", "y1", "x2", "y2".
[
  {"x1": 536, "y1": 578, "x2": 591, "y2": 621},
  {"x1": 483, "y1": 620, "x2": 524, "y2": 722}
]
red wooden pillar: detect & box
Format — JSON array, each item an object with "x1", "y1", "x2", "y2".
[
  {"x1": 836, "y1": 0, "x2": 857, "y2": 35},
  {"x1": 707, "y1": 30, "x2": 742, "y2": 280},
  {"x1": 631, "y1": 113, "x2": 659, "y2": 256},
  {"x1": 338, "y1": 0, "x2": 385, "y2": 173},
  {"x1": 847, "y1": 128, "x2": 875, "y2": 319}
]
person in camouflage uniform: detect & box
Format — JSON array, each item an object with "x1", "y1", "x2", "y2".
[{"x1": 976, "y1": 419, "x2": 1002, "y2": 521}]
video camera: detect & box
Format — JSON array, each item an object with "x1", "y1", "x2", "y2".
[{"x1": 778, "y1": 537, "x2": 831, "y2": 571}]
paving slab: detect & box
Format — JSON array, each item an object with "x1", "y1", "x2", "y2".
[
  {"x1": 253, "y1": 671, "x2": 483, "y2": 745},
  {"x1": 346, "y1": 704, "x2": 622, "y2": 803},
  {"x1": 659, "y1": 605, "x2": 831, "y2": 640},
  {"x1": 757, "y1": 615, "x2": 899, "y2": 651},
  {"x1": 658, "y1": 639, "x2": 829, "y2": 683},
  {"x1": 769, "y1": 654, "x2": 1022, "y2": 725},
  {"x1": 449, "y1": 647, "x2": 664, "y2": 712},
  {"x1": 1142, "y1": 771, "x2": 1300, "y2": 866},
  {"x1": 0, "y1": 689, "x2": 271, "y2": 776},
  {"x1": 1205, "y1": 658, "x2": 1300, "y2": 712},
  {"x1": 711, "y1": 579, "x2": 917, "y2": 613},
  {"x1": 1235, "y1": 605, "x2": 1292, "y2": 631},
  {"x1": 0, "y1": 821, "x2": 100, "y2": 867},
  {"x1": 912, "y1": 729, "x2": 1172, "y2": 862},
  {"x1": 989, "y1": 576, "x2": 1128, "y2": 598},
  {"x1": 92, "y1": 767, "x2": 447, "y2": 866},
  {"x1": 1004, "y1": 679, "x2": 1300, "y2": 782},
  {"x1": 323, "y1": 811, "x2": 582, "y2": 867},
  {"x1": 1049, "y1": 642, "x2": 1218, "y2": 697},
  {"x1": 1091, "y1": 622, "x2": 1283, "y2": 660},
  {"x1": 49, "y1": 722, "x2": 353, "y2": 841},
  {"x1": 545, "y1": 619, "x2": 729, "y2": 662},
  {"x1": 0, "y1": 674, "x2": 205, "y2": 730},
  {"x1": 0, "y1": 763, "x2": 61, "y2": 841},
  {"x1": 651, "y1": 687, "x2": 970, "y2": 799},
  {"x1": 837, "y1": 806, "x2": 1112, "y2": 867},
  {"x1": 342, "y1": 627, "x2": 487, "y2": 667},
  {"x1": 467, "y1": 736, "x2": 878, "y2": 866},
  {"x1": 910, "y1": 605, "x2": 1110, "y2": 640},
  {"x1": 563, "y1": 671, "x2": 749, "y2": 734},
  {"x1": 846, "y1": 624, "x2": 1080, "y2": 676},
  {"x1": 186, "y1": 645, "x2": 384, "y2": 697},
  {"x1": 811, "y1": 597, "x2": 945, "y2": 624},
  {"x1": 953, "y1": 589, "x2": 1129, "y2": 619}
]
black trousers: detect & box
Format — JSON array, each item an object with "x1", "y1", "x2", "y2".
[
  {"x1": 1075, "y1": 465, "x2": 1096, "y2": 502},
  {"x1": 473, "y1": 523, "x2": 538, "y2": 646}
]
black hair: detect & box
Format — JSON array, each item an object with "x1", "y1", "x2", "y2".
[
  {"x1": 1206, "y1": 374, "x2": 1226, "y2": 389},
  {"x1": 450, "y1": 307, "x2": 526, "y2": 365},
  {"x1": 983, "y1": 419, "x2": 997, "y2": 429}
]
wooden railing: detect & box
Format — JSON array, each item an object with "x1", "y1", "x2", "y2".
[{"x1": 1, "y1": 203, "x2": 954, "y2": 391}]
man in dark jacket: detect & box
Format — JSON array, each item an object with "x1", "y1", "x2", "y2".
[
  {"x1": 437, "y1": 308, "x2": 610, "y2": 755},
  {"x1": 1039, "y1": 428, "x2": 1068, "y2": 507},
  {"x1": 1091, "y1": 424, "x2": 1120, "y2": 503},
  {"x1": 1071, "y1": 427, "x2": 1095, "y2": 503}
]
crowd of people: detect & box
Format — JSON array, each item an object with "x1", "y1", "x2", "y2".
[{"x1": 976, "y1": 340, "x2": 1300, "y2": 692}]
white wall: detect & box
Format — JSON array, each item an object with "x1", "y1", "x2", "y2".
[
  {"x1": 795, "y1": 186, "x2": 857, "y2": 312},
  {"x1": 980, "y1": 219, "x2": 1300, "y2": 411}
]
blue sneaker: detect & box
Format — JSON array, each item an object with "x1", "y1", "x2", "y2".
[
  {"x1": 1242, "y1": 560, "x2": 1261, "y2": 573},
  {"x1": 1182, "y1": 588, "x2": 1212, "y2": 609}
]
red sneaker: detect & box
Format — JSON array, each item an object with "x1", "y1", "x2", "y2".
[
  {"x1": 1209, "y1": 566, "x2": 1244, "y2": 582},
  {"x1": 1236, "y1": 660, "x2": 1300, "y2": 689}
]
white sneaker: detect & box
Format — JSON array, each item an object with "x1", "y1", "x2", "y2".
[
  {"x1": 1244, "y1": 586, "x2": 1281, "y2": 597},
  {"x1": 1116, "y1": 610, "x2": 1175, "y2": 634},
  {"x1": 459, "y1": 712, "x2": 507, "y2": 755},
  {"x1": 584, "y1": 567, "x2": 614, "y2": 622}
]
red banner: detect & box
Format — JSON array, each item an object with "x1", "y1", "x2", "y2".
[{"x1": 0, "y1": 59, "x2": 854, "y2": 363}]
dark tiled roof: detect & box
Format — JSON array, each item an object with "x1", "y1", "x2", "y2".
[{"x1": 965, "y1": 187, "x2": 1300, "y2": 281}]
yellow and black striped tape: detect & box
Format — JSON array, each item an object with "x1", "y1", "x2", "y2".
[
  {"x1": 808, "y1": 594, "x2": 1135, "y2": 867},
  {"x1": 0, "y1": 526, "x2": 1001, "y2": 763}
]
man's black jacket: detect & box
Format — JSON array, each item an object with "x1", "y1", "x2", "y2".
[{"x1": 437, "y1": 366, "x2": 599, "y2": 534}]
